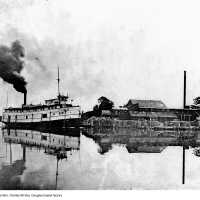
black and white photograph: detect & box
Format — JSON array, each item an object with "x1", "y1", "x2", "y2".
[{"x1": 1, "y1": 0, "x2": 200, "y2": 193}]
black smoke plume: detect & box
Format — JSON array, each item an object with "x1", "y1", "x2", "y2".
[{"x1": 0, "y1": 40, "x2": 27, "y2": 93}]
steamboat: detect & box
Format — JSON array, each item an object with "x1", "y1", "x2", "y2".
[{"x1": 1, "y1": 68, "x2": 81, "y2": 130}]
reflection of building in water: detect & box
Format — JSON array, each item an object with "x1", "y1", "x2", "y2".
[
  {"x1": 126, "y1": 146, "x2": 166, "y2": 153},
  {"x1": 83, "y1": 128, "x2": 197, "y2": 154}
]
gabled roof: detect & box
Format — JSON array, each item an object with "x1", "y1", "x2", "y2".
[{"x1": 126, "y1": 99, "x2": 167, "y2": 109}]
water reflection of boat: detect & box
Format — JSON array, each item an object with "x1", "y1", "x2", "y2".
[
  {"x1": 1, "y1": 125, "x2": 81, "y2": 137},
  {"x1": 83, "y1": 128, "x2": 198, "y2": 154},
  {"x1": 1, "y1": 128, "x2": 81, "y2": 189},
  {"x1": 2, "y1": 129, "x2": 80, "y2": 153}
]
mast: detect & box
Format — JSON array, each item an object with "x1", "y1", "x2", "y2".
[{"x1": 57, "y1": 66, "x2": 60, "y2": 103}]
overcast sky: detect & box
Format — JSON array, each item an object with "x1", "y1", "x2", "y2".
[{"x1": 0, "y1": 0, "x2": 200, "y2": 111}]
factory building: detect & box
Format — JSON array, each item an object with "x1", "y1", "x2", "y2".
[{"x1": 124, "y1": 99, "x2": 199, "y2": 123}]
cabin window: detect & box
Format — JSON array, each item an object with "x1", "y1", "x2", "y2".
[
  {"x1": 41, "y1": 135, "x2": 47, "y2": 140},
  {"x1": 42, "y1": 113, "x2": 47, "y2": 118},
  {"x1": 8, "y1": 115, "x2": 11, "y2": 122},
  {"x1": 26, "y1": 116, "x2": 28, "y2": 119}
]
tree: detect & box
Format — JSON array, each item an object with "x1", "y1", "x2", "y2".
[
  {"x1": 193, "y1": 97, "x2": 200, "y2": 105},
  {"x1": 98, "y1": 96, "x2": 114, "y2": 110},
  {"x1": 93, "y1": 104, "x2": 101, "y2": 116},
  {"x1": 92, "y1": 96, "x2": 114, "y2": 116}
]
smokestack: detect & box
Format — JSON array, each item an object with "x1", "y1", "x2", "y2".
[
  {"x1": 24, "y1": 91, "x2": 27, "y2": 106},
  {"x1": 183, "y1": 71, "x2": 186, "y2": 109}
]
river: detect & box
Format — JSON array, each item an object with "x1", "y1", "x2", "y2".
[{"x1": 0, "y1": 128, "x2": 200, "y2": 189}]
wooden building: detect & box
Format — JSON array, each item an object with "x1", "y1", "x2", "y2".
[{"x1": 124, "y1": 99, "x2": 200, "y2": 122}]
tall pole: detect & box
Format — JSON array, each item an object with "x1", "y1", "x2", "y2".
[
  {"x1": 182, "y1": 70, "x2": 186, "y2": 184},
  {"x1": 183, "y1": 70, "x2": 186, "y2": 109}
]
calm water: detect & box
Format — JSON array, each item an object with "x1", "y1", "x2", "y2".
[{"x1": 1, "y1": 128, "x2": 200, "y2": 189}]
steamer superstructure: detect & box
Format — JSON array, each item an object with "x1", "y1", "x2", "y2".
[{"x1": 2, "y1": 95, "x2": 81, "y2": 129}]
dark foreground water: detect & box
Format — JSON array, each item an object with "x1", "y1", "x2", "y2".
[{"x1": 1, "y1": 128, "x2": 200, "y2": 189}]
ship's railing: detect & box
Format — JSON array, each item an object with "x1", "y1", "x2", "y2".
[
  {"x1": 2, "y1": 110, "x2": 81, "y2": 122},
  {"x1": 3, "y1": 104, "x2": 80, "y2": 113}
]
